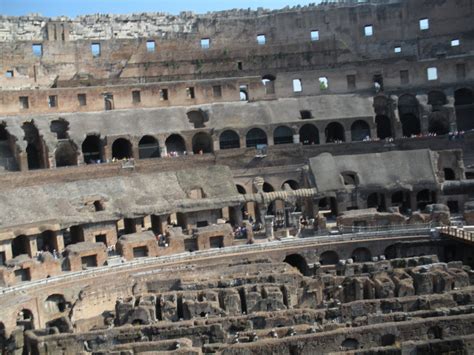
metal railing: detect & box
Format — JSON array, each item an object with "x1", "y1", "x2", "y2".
[
  {"x1": 440, "y1": 225, "x2": 474, "y2": 243},
  {"x1": 0, "y1": 225, "x2": 434, "y2": 295}
]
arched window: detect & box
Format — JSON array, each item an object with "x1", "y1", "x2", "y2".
[
  {"x1": 351, "y1": 120, "x2": 371, "y2": 141},
  {"x1": 282, "y1": 180, "x2": 299, "y2": 190},
  {"x1": 82, "y1": 135, "x2": 102, "y2": 164},
  {"x1": 165, "y1": 134, "x2": 186, "y2": 155},
  {"x1": 187, "y1": 110, "x2": 208, "y2": 129},
  {"x1": 50, "y1": 119, "x2": 69, "y2": 139},
  {"x1": 219, "y1": 130, "x2": 240, "y2": 150},
  {"x1": 246, "y1": 128, "x2": 267, "y2": 148},
  {"x1": 299, "y1": 124, "x2": 319, "y2": 145},
  {"x1": 398, "y1": 94, "x2": 420, "y2": 136},
  {"x1": 427, "y1": 91, "x2": 447, "y2": 107},
  {"x1": 192, "y1": 132, "x2": 213, "y2": 154},
  {"x1": 428, "y1": 112, "x2": 449, "y2": 135},
  {"x1": 55, "y1": 141, "x2": 78, "y2": 167},
  {"x1": 263, "y1": 182, "x2": 274, "y2": 192},
  {"x1": 325, "y1": 122, "x2": 345, "y2": 143},
  {"x1": 284, "y1": 254, "x2": 309, "y2": 275},
  {"x1": 320, "y1": 250, "x2": 339, "y2": 265},
  {"x1": 112, "y1": 138, "x2": 132, "y2": 160},
  {"x1": 138, "y1": 136, "x2": 160, "y2": 159},
  {"x1": 375, "y1": 115, "x2": 392, "y2": 139},
  {"x1": 351, "y1": 247, "x2": 372, "y2": 262},
  {"x1": 273, "y1": 126, "x2": 293, "y2": 145},
  {"x1": 22, "y1": 121, "x2": 46, "y2": 170}
]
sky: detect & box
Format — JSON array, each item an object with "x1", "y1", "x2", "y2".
[{"x1": 0, "y1": 0, "x2": 322, "y2": 17}]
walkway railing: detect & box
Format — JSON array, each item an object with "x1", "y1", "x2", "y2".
[
  {"x1": 440, "y1": 225, "x2": 474, "y2": 243},
  {"x1": 0, "y1": 225, "x2": 434, "y2": 295}
]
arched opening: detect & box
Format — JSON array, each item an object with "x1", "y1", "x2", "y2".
[
  {"x1": 0, "y1": 123, "x2": 14, "y2": 171},
  {"x1": 236, "y1": 185, "x2": 246, "y2": 194},
  {"x1": 427, "y1": 91, "x2": 447, "y2": 107},
  {"x1": 246, "y1": 128, "x2": 267, "y2": 148},
  {"x1": 284, "y1": 254, "x2": 309, "y2": 276},
  {"x1": 263, "y1": 182, "x2": 274, "y2": 193},
  {"x1": 351, "y1": 247, "x2": 372, "y2": 262},
  {"x1": 282, "y1": 180, "x2": 299, "y2": 190},
  {"x1": 341, "y1": 172, "x2": 358, "y2": 186},
  {"x1": 273, "y1": 126, "x2": 293, "y2": 145},
  {"x1": 45, "y1": 294, "x2": 67, "y2": 313},
  {"x1": 320, "y1": 250, "x2": 339, "y2": 265},
  {"x1": 82, "y1": 135, "x2": 102, "y2": 164},
  {"x1": 416, "y1": 189, "x2": 435, "y2": 210},
  {"x1": 50, "y1": 119, "x2": 69, "y2": 139},
  {"x1": 192, "y1": 132, "x2": 213, "y2": 154},
  {"x1": 341, "y1": 338, "x2": 359, "y2": 350},
  {"x1": 219, "y1": 130, "x2": 240, "y2": 150},
  {"x1": 375, "y1": 115, "x2": 392, "y2": 139},
  {"x1": 351, "y1": 120, "x2": 371, "y2": 141},
  {"x1": 384, "y1": 245, "x2": 397, "y2": 260},
  {"x1": 427, "y1": 326, "x2": 443, "y2": 340},
  {"x1": 165, "y1": 134, "x2": 186, "y2": 155},
  {"x1": 112, "y1": 138, "x2": 132, "y2": 160},
  {"x1": 391, "y1": 191, "x2": 410, "y2": 213},
  {"x1": 380, "y1": 334, "x2": 396, "y2": 347},
  {"x1": 428, "y1": 111, "x2": 449, "y2": 135},
  {"x1": 55, "y1": 141, "x2": 78, "y2": 167},
  {"x1": 138, "y1": 136, "x2": 160, "y2": 159},
  {"x1": 454, "y1": 88, "x2": 474, "y2": 131},
  {"x1": 398, "y1": 94, "x2": 420, "y2": 136},
  {"x1": 444, "y1": 168, "x2": 455, "y2": 181},
  {"x1": 299, "y1": 124, "x2": 319, "y2": 145},
  {"x1": 17, "y1": 309, "x2": 34, "y2": 330},
  {"x1": 325, "y1": 122, "x2": 345, "y2": 143},
  {"x1": 262, "y1": 74, "x2": 276, "y2": 95},
  {"x1": 187, "y1": 110, "x2": 208, "y2": 129},
  {"x1": 37, "y1": 230, "x2": 58, "y2": 252},
  {"x1": 12, "y1": 235, "x2": 30, "y2": 258},
  {"x1": 23, "y1": 121, "x2": 46, "y2": 170}
]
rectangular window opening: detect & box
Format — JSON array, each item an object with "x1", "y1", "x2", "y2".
[
  {"x1": 394, "y1": 46, "x2": 401, "y2": 53},
  {"x1": 48, "y1": 95, "x2": 57, "y2": 108},
  {"x1": 213, "y1": 85, "x2": 222, "y2": 98},
  {"x1": 78, "y1": 93, "x2": 87, "y2": 106},
  {"x1": 32, "y1": 44, "x2": 42, "y2": 57},
  {"x1": 239, "y1": 85, "x2": 249, "y2": 101},
  {"x1": 146, "y1": 40, "x2": 155, "y2": 52},
  {"x1": 300, "y1": 110, "x2": 312, "y2": 119},
  {"x1": 160, "y1": 89, "x2": 168, "y2": 101},
  {"x1": 200, "y1": 38, "x2": 210, "y2": 49},
  {"x1": 293, "y1": 79, "x2": 302, "y2": 93},
  {"x1": 237, "y1": 61, "x2": 243, "y2": 70},
  {"x1": 186, "y1": 87, "x2": 195, "y2": 99},
  {"x1": 347, "y1": 75, "x2": 356, "y2": 90},
  {"x1": 19, "y1": 96, "x2": 29, "y2": 109},
  {"x1": 5, "y1": 70, "x2": 13, "y2": 78},
  {"x1": 419, "y1": 18, "x2": 429, "y2": 30},
  {"x1": 456, "y1": 63, "x2": 466, "y2": 80},
  {"x1": 91, "y1": 43, "x2": 101, "y2": 57},
  {"x1": 451, "y1": 39, "x2": 460, "y2": 47},
  {"x1": 257, "y1": 34, "x2": 266, "y2": 45},
  {"x1": 310, "y1": 30, "x2": 319, "y2": 41},
  {"x1": 427, "y1": 67, "x2": 438, "y2": 81},
  {"x1": 364, "y1": 25, "x2": 373, "y2": 37},
  {"x1": 132, "y1": 90, "x2": 141, "y2": 103},
  {"x1": 319, "y1": 77, "x2": 328, "y2": 91}
]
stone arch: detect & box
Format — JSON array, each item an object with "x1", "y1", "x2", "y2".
[
  {"x1": 299, "y1": 124, "x2": 319, "y2": 145},
  {"x1": 391, "y1": 190, "x2": 410, "y2": 213},
  {"x1": 192, "y1": 132, "x2": 213, "y2": 154},
  {"x1": 351, "y1": 120, "x2": 371, "y2": 141},
  {"x1": 375, "y1": 115, "x2": 392, "y2": 139},
  {"x1": 112, "y1": 138, "x2": 132, "y2": 160},
  {"x1": 351, "y1": 247, "x2": 372, "y2": 262},
  {"x1": 37, "y1": 230, "x2": 58, "y2": 252},
  {"x1": 284, "y1": 254, "x2": 309, "y2": 276},
  {"x1": 187, "y1": 109, "x2": 208, "y2": 129},
  {"x1": 165, "y1": 134, "x2": 186, "y2": 155},
  {"x1": 246, "y1": 128, "x2": 267, "y2": 148},
  {"x1": 398, "y1": 94, "x2": 420, "y2": 136},
  {"x1": 325, "y1": 122, "x2": 345, "y2": 143},
  {"x1": 319, "y1": 250, "x2": 339, "y2": 265},
  {"x1": 17, "y1": 309, "x2": 34, "y2": 330},
  {"x1": 428, "y1": 90, "x2": 447, "y2": 107},
  {"x1": 55, "y1": 141, "x2": 78, "y2": 167},
  {"x1": 45, "y1": 294, "x2": 67, "y2": 313},
  {"x1": 428, "y1": 111, "x2": 449, "y2": 135},
  {"x1": 454, "y1": 88, "x2": 474, "y2": 131},
  {"x1": 263, "y1": 182, "x2": 274, "y2": 193},
  {"x1": 341, "y1": 338, "x2": 359, "y2": 350},
  {"x1": 273, "y1": 125, "x2": 293, "y2": 145},
  {"x1": 82, "y1": 135, "x2": 102, "y2": 164},
  {"x1": 219, "y1": 130, "x2": 240, "y2": 150},
  {"x1": 384, "y1": 245, "x2": 397, "y2": 259},
  {"x1": 416, "y1": 189, "x2": 435, "y2": 210},
  {"x1": 282, "y1": 180, "x2": 299, "y2": 190},
  {"x1": 22, "y1": 121, "x2": 46, "y2": 170},
  {"x1": 236, "y1": 185, "x2": 246, "y2": 194},
  {"x1": 138, "y1": 135, "x2": 160, "y2": 159},
  {"x1": 12, "y1": 235, "x2": 30, "y2": 258},
  {"x1": 50, "y1": 119, "x2": 69, "y2": 140}
]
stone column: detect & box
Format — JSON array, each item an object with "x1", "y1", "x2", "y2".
[
  {"x1": 55, "y1": 231, "x2": 65, "y2": 252},
  {"x1": 28, "y1": 236, "x2": 38, "y2": 258},
  {"x1": 290, "y1": 212, "x2": 302, "y2": 228},
  {"x1": 264, "y1": 215, "x2": 275, "y2": 240},
  {"x1": 293, "y1": 134, "x2": 300, "y2": 144},
  {"x1": 318, "y1": 129, "x2": 325, "y2": 145},
  {"x1": 344, "y1": 130, "x2": 352, "y2": 143}
]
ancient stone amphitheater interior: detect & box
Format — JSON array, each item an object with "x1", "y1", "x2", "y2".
[{"x1": 1, "y1": 0, "x2": 474, "y2": 353}]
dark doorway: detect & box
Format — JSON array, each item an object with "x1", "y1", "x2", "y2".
[
  {"x1": 138, "y1": 136, "x2": 160, "y2": 159},
  {"x1": 299, "y1": 124, "x2": 319, "y2": 145},
  {"x1": 82, "y1": 135, "x2": 102, "y2": 164},
  {"x1": 325, "y1": 122, "x2": 345, "y2": 143}
]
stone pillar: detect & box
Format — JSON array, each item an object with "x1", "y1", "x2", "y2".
[
  {"x1": 409, "y1": 193, "x2": 417, "y2": 212},
  {"x1": 131, "y1": 144, "x2": 139, "y2": 160},
  {"x1": 151, "y1": 215, "x2": 168, "y2": 235},
  {"x1": 266, "y1": 132, "x2": 274, "y2": 146},
  {"x1": 293, "y1": 134, "x2": 300, "y2": 144},
  {"x1": 264, "y1": 215, "x2": 275, "y2": 240},
  {"x1": 3, "y1": 240, "x2": 13, "y2": 261},
  {"x1": 318, "y1": 130, "x2": 325, "y2": 145},
  {"x1": 290, "y1": 212, "x2": 302, "y2": 228},
  {"x1": 159, "y1": 141, "x2": 167, "y2": 157},
  {"x1": 124, "y1": 218, "x2": 142, "y2": 234},
  {"x1": 344, "y1": 130, "x2": 352, "y2": 143},
  {"x1": 213, "y1": 138, "x2": 220, "y2": 152},
  {"x1": 244, "y1": 221, "x2": 254, "y2": 244},
  {"x1": 143, "y1": 215, "x2": 152, "y2": 230},
  {"x1": 28, "y1": 236, "x2": 38, "y2": 258},
  {"x1": 55, "y1": 231, "x2": 65, "y2": 252},
  {"x1": 19, "y1": 152, "x2": 28, "y2": 171}
]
